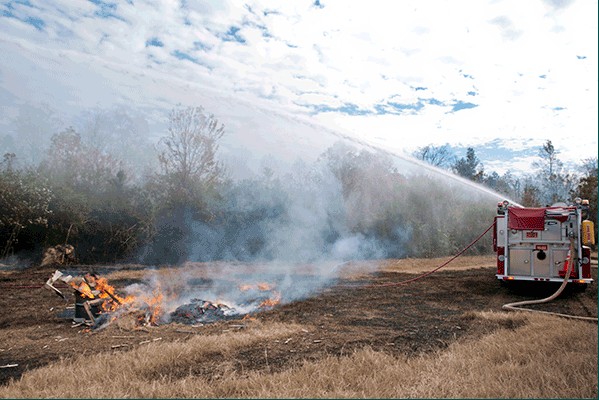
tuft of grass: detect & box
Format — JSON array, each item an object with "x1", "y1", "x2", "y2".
[
  {"x1": 221, "y1": 312, "x2": 597, "y2": 399},
  {"x1": 0, "y1": 321, "x2": 302, "y2": 398},
  {"x1": 1, "y1": 312, "x2": 596, "y2": 398},
  {"x1": 378, "y1": 255, "x2": 496, "y2": 274}
]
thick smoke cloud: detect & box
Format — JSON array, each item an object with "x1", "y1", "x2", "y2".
[{"x1": 1, "y1": 101, "x2": 504, "y2": 312}]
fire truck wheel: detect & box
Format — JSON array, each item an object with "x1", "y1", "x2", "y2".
[
  {"x1": 572, "y1": 283, "x2": 588, "y2": 293},
  {"x1": 499, "y1": 280, "x2": 511, "y2": 289}
]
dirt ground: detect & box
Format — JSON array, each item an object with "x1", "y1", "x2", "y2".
[{"x1": 0, "y1": 256, "x2": 597, "y2": 386}]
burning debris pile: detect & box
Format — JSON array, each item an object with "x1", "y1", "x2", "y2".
[
  {"x1": 45, "y1": 270, "x2": 162, "y2": 328},
  {"x1": 44, "y1": 269, "x2": 282, "y2": 329},
  {"x1": 170, "y1": 299, "x2": 236, "y2": 324}
]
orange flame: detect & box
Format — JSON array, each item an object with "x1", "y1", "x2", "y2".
[
  {"x1": 70, "y1": 273, "x2": 164, "y2": 326},
  {"x1": 142, "y1": 289, "x2": 164, "y2": 325},
  {"x1": 257, "y1": 282, "x2": 273, "y2": 291},
  {"x1": 258, "y1": 291, "x2": 281, "y2": 309},
  {"x1": 70, "y1": 280, "x2": 94, "y2": 298},
  {"x1": 238, "y1": 282, "x2": 275, "y2": 291},
  {"x1": 93, "y1": 277, "x2": 136, "y2": 312}
]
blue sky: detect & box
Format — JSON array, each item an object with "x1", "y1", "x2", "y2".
[{"x1": 0, "y1": 0, "x2": 597, "y2": 175}]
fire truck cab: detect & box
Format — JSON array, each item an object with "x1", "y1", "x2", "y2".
[{"x1": 494, "y1": 199, "x2": 594, "y2": 286}]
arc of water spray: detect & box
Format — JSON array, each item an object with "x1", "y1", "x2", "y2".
[{"x1": 273, "y1": 107, "x2": 523, "y2": 207}]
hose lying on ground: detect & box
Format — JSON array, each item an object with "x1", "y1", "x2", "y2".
[
  {"x1": 361, "y1": 221, "x2": 496, "y2": 288},
  {"x1": 502, "y1": 238, "x2": 598, "y2": 323}
]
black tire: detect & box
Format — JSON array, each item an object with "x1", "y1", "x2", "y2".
[{"x1": 572, "y1": 283, "x2": 588, "y2": 293}]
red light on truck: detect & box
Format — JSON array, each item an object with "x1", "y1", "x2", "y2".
[
  {"x1": 535, "y1": 245, "x2": 548, "y2": 251},
  {"x1": 497, "y1": 247, "x2": 505, "y2": 275},
  {"x1": 581, "y1": 247, "x2": 591, "y2": 279}
]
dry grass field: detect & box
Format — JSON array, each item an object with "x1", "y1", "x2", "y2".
[{"x1": 0, "y1": 254, "x2": 597, "y2": 398}]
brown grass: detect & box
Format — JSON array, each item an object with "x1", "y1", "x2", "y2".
[
  {"x1": 379, "y1": 254, "x2": 496, "y2": 273},
  {"x1": 1, "y1": 312, "x2": 596, "y2": 398},
  {"x1": 337, "y1": 255, "x2": 496, "y2": 281},
  {"x1": 222, "y1": 312, "x2": 597, "y2": 399},
  {"x1": 99, "y1": 255, "x2": 496, "y2": 280}
]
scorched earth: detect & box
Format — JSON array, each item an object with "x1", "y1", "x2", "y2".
[{"x1": 0, "y1": 255, "x2": 597, "y2": 388}]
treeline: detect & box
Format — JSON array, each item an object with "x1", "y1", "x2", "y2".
[
  {"x1": 414, "y1": 142, "x2": 597, "y2": 225},
  {"x1": 428, "y1": 143, "x2": 597, "y2": 244},
  {"x1": 1, "y1": 105, "x2": 596, "y2": 265}
]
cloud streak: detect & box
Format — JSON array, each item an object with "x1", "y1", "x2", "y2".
[{"x1": 0, "y1": 0, "x2": 596, "y2": 173}]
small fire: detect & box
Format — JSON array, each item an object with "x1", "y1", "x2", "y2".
[
  {"x1": 94, "y1": 277, "x2": 136, "y2": 311},
  {"x1": 238, "y1": 284, "x2": 253, "y2": 292},
  {"x1": 238, "y1": 282, "x2": 275, "y2": 291},
  {"x1": 55, "y1": 271, "x2": 284, "y2": 329},
  {"x1": 258, "y1": 291, "x2": 281, "y2": 309},
  {"x1": 70, "y1": 280, "x2": 95, "y2": 298},
  {"x1": 69, "y1": 273, "x2": 163, "y2": 327},
  {"x1": 257, "y1": 282, "x2": 273, "y2": 291},
  {"x1": 135, "y1": 287, "x2": 164, "y2": 325}
]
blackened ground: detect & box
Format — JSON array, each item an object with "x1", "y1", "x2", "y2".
[{"x1": 0, "y1": 259, "x2": 596, "y2": 385}]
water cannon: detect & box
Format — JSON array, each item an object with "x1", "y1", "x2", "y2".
[
  {"x1": 573, "y1": 198, "x2": 591, "y2": 218},
  {"x1": 573, "y1": 197, "x2": 590, "y2": 207},
  {"x1": 496, "y1": 200, "x2": 510, "y2": 215}
]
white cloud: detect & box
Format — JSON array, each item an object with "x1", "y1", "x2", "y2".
[
  {"x1": 485, "y1": 155, "x2": 542, "y2": 175},
  {"x1": 0, "y1": 0, "x2": 596, "y2": 175}
]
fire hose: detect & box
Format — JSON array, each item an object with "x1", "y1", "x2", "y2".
[
  {"x1": 349, "y1": 222, "x2": 597, "y2": 323},
  {"x1": 501, "y1": 238, "x2": 598, "y2": 322},
  {"x1": 360, "y1": 221, "x2": 496, "y2": 288},
  {"x1": 2, "y1": 222, "x2": 596, "y2": 322}
]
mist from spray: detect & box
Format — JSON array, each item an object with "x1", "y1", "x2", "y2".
[
  {"x1": 116, "y1": 91, "x2": 526, "y2": 319},
  {"x1": 3, "y1": 99, "x2": 516, "y2": 317},
  {"x1": 0, "y1": 38, "x2": 545, "y2": 320},
  {"x1": 131, "y1": 113, "x2": 510, "y2": 317},
  {"x1": 285, "y1": 112, "x2": 523, "y2": 207}
]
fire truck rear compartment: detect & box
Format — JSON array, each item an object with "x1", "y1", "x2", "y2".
[
  {"x1": 507, "y1": 213, "x2": 571, "y2": 278},
  {"x1": 508, "y1": 246, "x2": 568, "y2": 278},
  {"x1": 496, "y1": 200, "x2": 594, "y2": 284}
]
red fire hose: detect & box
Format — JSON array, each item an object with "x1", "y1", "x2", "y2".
[
  {"x1": 360, "y1": 221, "x2": 496, "y2": 288},
  {"x1": 346, "y1": 222, "x2": 597, "y2": 322},
  {"x1": 0, "y1": 285, "x2": 69, "y2": 289}
]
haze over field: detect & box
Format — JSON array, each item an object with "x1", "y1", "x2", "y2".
[
  {"x1": 0, "y1": 0, "x2": 597, "y2": 175},
  {"x1": 1, "y1": 0, "x2": 597, "y2": 272}
]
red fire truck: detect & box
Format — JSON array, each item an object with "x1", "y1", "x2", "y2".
[{"x1": 493, "y1": 199, "x2": 594, "y2": 288}]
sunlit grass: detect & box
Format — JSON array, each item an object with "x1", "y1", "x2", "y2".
[{"x1": 1, "y1": 312, "x2": 596, "y2": 398}]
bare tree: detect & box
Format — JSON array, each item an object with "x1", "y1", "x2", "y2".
[
  {"x1": 41, "y1": 127, "x2": 122, "y2": 192},
  {"x1": 520, "y1": 182, "x2": 541, "y2": 207},
  {"x1": 579, "y1": 157, "x2": 598, "y2": 179},
  {"x1": 80, "y1": 108, "x2": 153, "y2": 176},
  {"x1": 413, "y1": 143, "x2": 455, "y2": 169},
  {"x1": 157, "y1": 106, "x2": 226, "y2": 203},
  {"x1": 533, "y1": 140, "x2": 562, "y2": 176},
  {"x1": 533, "y1": 140, "x2": 575, "y2": 205}
]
